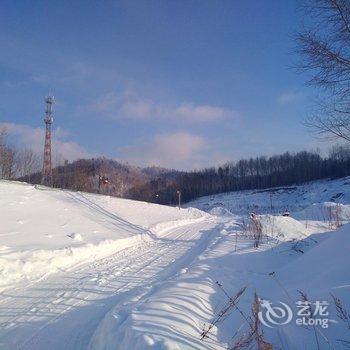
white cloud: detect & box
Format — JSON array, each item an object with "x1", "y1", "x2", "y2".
[
  {"x1": 0, "y1": 122, "x2": 91, "y2": 163},
  {"x1": 278, "y1": 91, "x2": 304, "y2": 104},
  {"x1": 82, "y1": 91, "x2": 237, "y2": 123},
  {"x1": 118, "y1": 131, "x2": 209, "y2": 170}
]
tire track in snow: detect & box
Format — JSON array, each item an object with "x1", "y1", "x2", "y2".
[
  {"x1": 0, "y1": 218, "x2": 197, "y2": 307},
  {"x1": 0, "y1": 226, "x2": 193, "y2": 328},
  {"x1": 0, "y1": 219, "x2": 218, "y2": 350}
]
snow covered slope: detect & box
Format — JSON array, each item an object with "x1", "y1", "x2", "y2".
[
  {"x1": 0, "y1": 180, "x2": 207, "y2": 289},
  {"x1": 187, "y1": 176, "x2": 350, "y2": 215}
]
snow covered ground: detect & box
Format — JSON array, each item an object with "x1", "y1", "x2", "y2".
[
  {"x1": 1, "y1": 178, "x2": 350, "y2": 349},
  {"x1": 187, "y1": 176, "x2": 350, "y2": 215},
  {"x1": 0, "y1": 181, "x2": 206, "y2": 289}
]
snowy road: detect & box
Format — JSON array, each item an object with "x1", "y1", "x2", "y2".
[{"x1": 0, "y1": 219, "x2": 219, "y2": 350}]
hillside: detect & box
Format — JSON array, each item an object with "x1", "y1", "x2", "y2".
[
  {"x1": 15, "y1": 148, "x2": 350, "y2": 207},
  {"x1": 187, "y1": 176, "x2": 350, "y2": 215},
  {"x1": 20, "y1": 157, "x2": 181, "y2": 203}
]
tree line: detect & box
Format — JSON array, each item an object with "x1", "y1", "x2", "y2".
[
  {"x1": 2, "y1": 124, "x2": 350, "y2": 206},
  {"x1": 126, "y1": 146, "x2": 350, "y2": 205}
]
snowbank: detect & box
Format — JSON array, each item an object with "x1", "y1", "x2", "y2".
[
  {"x1": 0, "y1": 234, "x2": 148, "y2": 288},
  {"x1": 258, "y1": 215, "x2": 310, "y2": 241}
]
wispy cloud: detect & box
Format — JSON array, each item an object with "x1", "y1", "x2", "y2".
[
  {"x1": 118, "y1": 131, "x2": 210, "y2": 170},
  {"x1": 0, "y1": 122, "x2": 91, "y2": 163},
  {"x1": 278, "y1": 91, "x2": 304, "y2": 104},
  {"x1": 80, "y1": 91, "x2": 238, "y2": 123}
]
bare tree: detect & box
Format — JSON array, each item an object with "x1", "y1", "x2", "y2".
[
  {"x1": 16, "y1": 149, "x2": 40, "y2": 181},
  {"x1": 296, "y1": 0, "x2": 350, "y2": 141},
  {"x1": 0, "y1": 127, "x2": 17, "y2": 180}
]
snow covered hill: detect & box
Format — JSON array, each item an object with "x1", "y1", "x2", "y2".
[
  {"x1": 187, "y1": 176, "x2": 350, "y2": 215},
  {"x1": 0, "y1": 180, "x2": 207, "y2": 289},
  {"x1": 1, "y1": 178, "x2": 350, "y2": 349}
]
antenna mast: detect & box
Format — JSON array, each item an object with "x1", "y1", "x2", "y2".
[{"x1": 41, "y1": 96, "x2": 54, "y2": 186}]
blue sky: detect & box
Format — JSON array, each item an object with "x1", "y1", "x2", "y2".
[{"x1": 0, "y1": 0, "x2": 324, "y2": 170}]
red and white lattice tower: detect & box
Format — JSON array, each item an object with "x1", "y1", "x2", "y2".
[{"x1": 41, "y1": 96, "x2": 54, "y2": 186}]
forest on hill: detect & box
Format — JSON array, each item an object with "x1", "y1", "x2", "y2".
[
  {"x1": 128, "y1": 145, "x2": 350, "y2": 204},
  {"x1": 2, "y1": 124, "x2": 348, "y2": 205}
]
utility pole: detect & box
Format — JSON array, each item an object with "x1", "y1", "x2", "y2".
[
  {"x1": 63, "y1": 160, "x2": 68, "y2": 188},
  {"x1": 41, "y1": 96, "x2": 54, "y2": 186},
  {"x1": 176, "y1": 190, "x2": 181, "y2": 210},
  {"x1": 269, "y1": 193, "x2": 273, "y2": 212}
]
